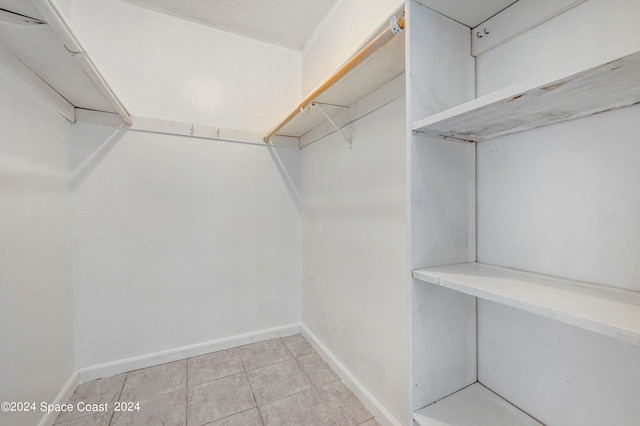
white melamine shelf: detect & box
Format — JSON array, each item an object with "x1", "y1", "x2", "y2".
[
  {"x1": 413, "y1": 383, "x2": 542, "y2": 426},
  {"x1": 412, "y1": 262, "x2": 640, "y2": 346},
  {"x1": 412, "y1": 50, "x2": 640, "y2": 142}
]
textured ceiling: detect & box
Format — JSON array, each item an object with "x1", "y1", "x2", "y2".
[{"x1": 117, "y1": 0, "x2": 339, "y2": 50}]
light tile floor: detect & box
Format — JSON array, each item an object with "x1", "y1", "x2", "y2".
[{"x1": 54, "y1": 335, "x2": 381, "y2": 426}]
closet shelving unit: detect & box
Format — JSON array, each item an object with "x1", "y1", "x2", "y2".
[
  {"x1": 412, "y1": 48, "x2": 640, "y2": 349},
  {"x1": 408, "y1": 1, "x2": 640, "y2": 425}
]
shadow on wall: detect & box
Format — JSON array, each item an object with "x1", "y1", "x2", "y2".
[
  {"x1": 0, "y1": 152, "x2": 70, "y2": 193},
  {"x1": 72, "y1": 127, "x2": 127, "y2": 190},
  {"x1": 267, "y1": 145, "x2": 301, "y2": 210}
]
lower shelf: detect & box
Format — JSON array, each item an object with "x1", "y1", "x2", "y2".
[
  {"x1": 412, "y1": 262, "x2": 640, "y2": 346},
  {"x1": 413, "y1": 383, "x2": 542, "y2": 426}
]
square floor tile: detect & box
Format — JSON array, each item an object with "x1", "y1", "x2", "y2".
[
  {"x1": 188, "y1": 348, "x2": 243, "y2": 387},
  {"x1": 187, "y1": 373, "x2": 255, "y2": 425},
  {"x1": 54, "y1": 373, "x2": 126, "y2": 424},
  {"x1": 281, "y1": 334, "x2": 316, "y2": 358},
  {"x1": 121, "y1": 360, "x2": 186, "y2": 401},
  {"x1": 317, "y1": 381, "x2": 373, "y2": 426},
  {"x1": 247, "y1": 359, "x2": 313, "y2": 406},
  {"x1": 207, "y1": 408, "x2": 263, "y2": 425},
  {"x1": 297, "y1": 353, "x2": 339, "y2": 387},
  {"x1": 238, "y1": 339, "x2": 291, "y2": 371},
  {"x1": 53, "y1": 411, "x2": 113, "y2": 426},
  {"x1": 259, "y1": 388, "x2": 338, "y2": 426},
  {"x1": 111, "y1": 388, "x2": 186, "y2": 426}
]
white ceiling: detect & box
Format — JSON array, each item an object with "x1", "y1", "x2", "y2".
[
  {"x1": 116, "y1": 1, "x2": 521, "y2": 51},
  {"x1": 416, "y1": 0, "x2": 519, "y2": 27},
  {"x1": 117, "y1": 0, "x2": 340, "y2": 50}
]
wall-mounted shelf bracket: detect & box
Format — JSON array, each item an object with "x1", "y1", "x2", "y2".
[{"x1": 312, "y1": 102, "x2": 351, "y2": 148}]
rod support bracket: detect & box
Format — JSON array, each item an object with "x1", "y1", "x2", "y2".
[
  {"x1": 313, "y1": 102, "x2": 351, "y2": 149},
  {"x1": 390, "y1": 16, "x2": 405, "y2": 35}
]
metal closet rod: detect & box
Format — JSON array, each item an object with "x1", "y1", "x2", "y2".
[
  {"x1": 32, "y1": 0, "x2": 133, "y2": 125},
  {"x1": 263, "y1": 7, "x2": 406, "y2": 144}
]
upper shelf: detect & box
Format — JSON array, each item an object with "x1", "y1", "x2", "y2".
[
  {"x1": 412, "y1": 262, "x2": 640, "y2": 346},
  {"x1": 412, "y1": 50, "x2": 640, "y2": 142},
  {"x1": 0, "y1": 0, "x2": 130, "y2": 123},
  {"x1": 264, "y1": 14, "x2": 405, "y2": 144}
]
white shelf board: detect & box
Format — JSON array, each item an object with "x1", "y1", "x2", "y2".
[
  {"x1": 412, "y1": 50, "x2": 640, "y2": 142},
  {"x1": 0, "y1": 1, "x2": 120, "y2": 115},
  {"x1": 274, "y1": 31, "x2": 405, "y2": 139},
  {"x1": 413, "y1": 262, "x2": 640, "y2": 345},
  {"x1": 413, "y1": 383, "x2": 542, "y2": 426}
]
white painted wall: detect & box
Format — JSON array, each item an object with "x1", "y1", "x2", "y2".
[
  {"x1": 479, "y1": 301, "x2": 640, "y2": 425},
  {"x1": 57, "y1": 0, "x2": 301, "y2": 133},
  {"x1": 475, "y1": 1, "x2": 640, "y2": 423},
  {"x1": 476, "y1": 0, "x2": 640, "y2": 96},
  {"x1": 0, "y1": 70, "x2": 74, "y2": 426},
  {"x1": 301, "y1": 0, "x2": 404, "y2": 94},
  {"x1": 301, "y1": 97, "x2": 409, "y2": 425},
  {"x1": 51, "y1": 0, "x2": 304, "y2": 371},
  {"x1": 477, "y1": 106, "x2": 640, "y2": 291},
  {"x1": 73, "y1": 123, "x2": 301, "y2": 369}
]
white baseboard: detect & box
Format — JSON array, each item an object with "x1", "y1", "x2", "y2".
[
  {"x1": 301, "y1": 325, "x2": 402, "y2": 426},
  {"x1": 77, "y1": 324, "x2": 301, "y2": 383},
  {"x1": 38, "y1": 371, "x2": 79, "y2": 426}
]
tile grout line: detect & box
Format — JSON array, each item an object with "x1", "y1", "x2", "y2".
[
  {"x1": 282, "y1": 337, "x2": 323, "y2": 400},
  {"x1": 185, "y1": 358, "x2": 189, "y2": 426},
  {"x1": 296, "y1": 352, "x2": 341, "y2": 388},
  {"x1": 238, "y1": 346, "x2": 265, "y2": 426},
  {"x1": 200, "y1": 407, "x2": 263, "y2": 426},
  {"x1": 186, "y1": 350, "x2": 245, "y2": 389},
  {"x1": 115, "y1": 361, "x2": 188, "y2": 424},
  {"x1": 282, "y1": 337, "x2": 344, "y2": 425},
  {"x1": 282, "y1": 336, "x2": 324, "y2": 388},
  {"x1": 108, "y1": 372, "x2": 128, "y2": 426},
  {"x1": 237, "y1": 339, "x2": 298, "y2": 372},
  {"x1": 243, "y1": 336, "x2": 330, "y2": 422},
  {"x1": 54, "y1": 374, "x2": 129, "y2": 426},
  {"x1": 291, "y1": 336, "x2": 377, "y2": 426}
]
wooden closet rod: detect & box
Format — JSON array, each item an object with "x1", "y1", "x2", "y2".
[{"x1": 263, "y1": 8, "x2": 405, "y2": 143}]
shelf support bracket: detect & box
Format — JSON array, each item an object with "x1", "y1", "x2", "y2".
[{"x1": 312, "y1": 102, "x2": 351, "y2": 148}]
